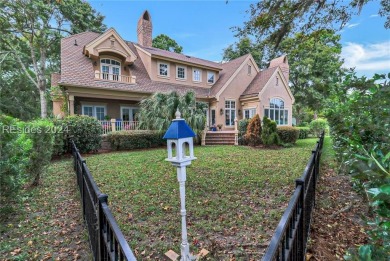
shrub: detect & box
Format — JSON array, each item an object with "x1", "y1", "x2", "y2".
[
  {"x1": 261, "y1": 116, "x2": 280, "y2": 146},
  {"x1": 297, "y1": 127, "x2": 310, "y2": 139},
  {"x1": 277, "y1": 126, "x2": 299, "y2": 144},
  {"x1": 0, "y1": 115, "x2": 32, "y2": 212},
  {"x1": 52, "y1": 119, "x2": 66, "y2": 156},
  {"x1": 25, "y1": 119, "x2": 55, "y2": 185},
  {"x1": 238, "y1": 119, "x2": 250, "y2": 145},
  {"x1": 62, "y1": 115, "x2": 102, "y2": 153},
  {"x1": 244, "y1": 115, "x2": 262, "y2": 146},
  {"x1": 108, "y1": 130, "x2": 166, "y2": 150},
  {"x1": 309, "y1": 118, "x2": 328, "y2": 137}
]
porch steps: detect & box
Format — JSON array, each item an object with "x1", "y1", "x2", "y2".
[{"x1": 205, "y1": 132, "x2": 235, "y2": 145}]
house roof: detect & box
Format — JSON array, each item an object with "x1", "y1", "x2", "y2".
[
  {"x1": 269, "y1": 55, "x2": 288, "y2": 68},
  {"x1": 59, "y1": 32, "x2": 210, "y2": 97},
  {"x1": 135, "y1": 44, "x2": 222, "y2": 70},
  {"x1": 240, "y1": 67, "x2": 278, "y2": 97},
  {"x1": 209, "y1": 54, "x2": 251, "y2": 96}
]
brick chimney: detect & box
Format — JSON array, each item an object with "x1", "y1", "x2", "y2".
[
  {"x1": 137, "y1": 10, "x2": 152, "y2": 47},
  {"x1": 269, "y1": 55, "x2": 289, "y2": 83}
]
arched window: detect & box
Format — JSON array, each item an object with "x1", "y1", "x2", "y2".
[
  {"x1": 101, "y1": 58, "x2": 121, "y2": 81},
  {"x1": 264, "y1": 98, "x2": 288, "y2": 125}
]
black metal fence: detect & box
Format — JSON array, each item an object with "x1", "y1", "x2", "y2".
[
  {"x1": 71, "y1": 141, "x2": 137, "y2": 261},
  {"x1": 262, "y1": 132, "x2": 325, "y2": 261}
]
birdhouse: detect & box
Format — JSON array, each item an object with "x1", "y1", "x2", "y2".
[{"x1": 163, "y1": 110, "x2": 196, "y2": 164}]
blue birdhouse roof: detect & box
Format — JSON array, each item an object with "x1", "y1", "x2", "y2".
[{"x1": 163, "y1": 119, "x2": 196, "y2": 139}]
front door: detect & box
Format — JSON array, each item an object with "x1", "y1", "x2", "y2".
[{"x1": 210, "y1": 109, "x2": 216, "y2": 126}]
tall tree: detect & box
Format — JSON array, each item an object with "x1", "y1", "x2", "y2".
[
  {"x1": 0, "y1": 0, "x2": 106, "y2": 118},
  {"x1": 223, "y1": 37, "x2": 264, "y2": 67},
  {"x1": 152, "y1": 34, "x2": 183, "y2": 53},
  {"x1": 236, "y1": 0, "x2": 389, "y2": 48}
]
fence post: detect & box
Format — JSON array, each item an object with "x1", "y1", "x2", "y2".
[
  {"x1": 111, "y1": 119, "x2": 116, "y2": 132},
  {"x1": 81, "y1": 160, "x2": 86, "y2": 219},
  {"x1": 295, "y1": 178, "x2": 305, "y2": 260},
  {"x1": 98, "y1": 193, "x2": 108, "y2": 261}
]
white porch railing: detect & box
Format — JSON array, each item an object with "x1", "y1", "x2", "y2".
[
  {"x1": 99, "y1": 120, "x2": 139, "y2": 134},
  {"x1": 94, "y1": 71, "x2": 136, "y2": 84}
]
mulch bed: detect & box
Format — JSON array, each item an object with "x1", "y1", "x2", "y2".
[{"x1": 307, "y1": 164, "x2": 369, "y2": 260}]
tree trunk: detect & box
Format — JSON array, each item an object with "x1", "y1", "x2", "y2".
[{"x1": 39, "y1": 89, "x2": 47, "y2": 118}]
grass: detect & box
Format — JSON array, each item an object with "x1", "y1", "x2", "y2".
[
  {"x1": 0, "y1": 161, "x2": 91, "y2": 261},
  {"x1": 0, "y1": 138, "x2": 323, "y2": 260}
]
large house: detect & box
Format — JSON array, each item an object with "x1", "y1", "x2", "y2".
[{"x1": 52, "y1": 10, "x2": 294, "y2": 131}]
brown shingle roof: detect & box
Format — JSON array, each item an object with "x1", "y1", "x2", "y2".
[
  {"x1": 135, "y1": 44, "x2": 222, "y2": 70},
  {"x1": 241, "y1": 67, "x2": 278, "y2": 97},
  {"x1": 269, "y1": 55, "x2": 287, "y2": 68},
  {"x1": 59, "y1": 32, "x2": 210, "y2": 97},
  {"x1": 210, "y1": 54, "x2": 250, "y2": 96}
]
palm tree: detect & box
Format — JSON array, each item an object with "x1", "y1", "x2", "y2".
[{"x1": 138, "y1": 91, "x2": 207, "y2": 134}]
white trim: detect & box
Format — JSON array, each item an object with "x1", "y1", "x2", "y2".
[
  {"x1": 192, "y1": 67, "x2": 202, "y2": 82},
  {"x1": 224, "y1": 99, "x2": 236, "y2": 127},
  {"x1": 176, "y1": 65, "x2": 187, "y2": 80},
  {"x1": 243, "y1": 107, "x2": 256, "y2": 119},
  {"x1": 81, "y1": 104, "x2": 107, "y2": 120},
  {"x1": 207, "y1": 71, "x2": 215, "y2": 85},
  {"x1": 157, "y1": 61, "x2": 170, "y2": 78},
  {"x1": 120, "y1": 106, "x2": 139, "y2": 121}
]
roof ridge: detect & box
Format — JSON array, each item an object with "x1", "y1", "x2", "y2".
[
  {"x1": 221, "y1": 53, "x2": 250, "y2": 65},
  {"x1": 62, "y1": 31, "x2": 101, "y2": 39}
]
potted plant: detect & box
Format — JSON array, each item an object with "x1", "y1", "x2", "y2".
[{"x1": 217, "y1": 124, "x2": 223, "y2": 131}]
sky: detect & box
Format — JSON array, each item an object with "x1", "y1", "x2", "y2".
[{"x1": 88, "y1": 0, "x2": 390, "y2": 78}]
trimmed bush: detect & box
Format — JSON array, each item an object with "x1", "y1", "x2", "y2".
[
  {"x1": 0, "y1": 115, "x2": 32, "y2": 212},
  {"x1": 238, "y1": 118, "x2": 250, "y2": 145},
  {"x1": 25, "y1": 119, "x2": 55, "y2": 185},
  {"x1": 62, "y1": 115, "x2": 102, "y2": 153},
  {"x1": 277, "y1": 126, "x2": 300, "y2": 144},
  {"x1": 107, "y1": 130, "x2": 166, "y2": 150},
  {"x1": 297, "y1": 127, "x2": 310, "y2": 139},
  {"x1": 244, "y1": 115, "x2": 262, "y2": 146},
  {"x1": 261, "y1": 116, "x2": 280, "y2": 146},
  {"x1": 52, "y1": 119, "x2": 66, "y2": 156},
  {"x1": 309, "y1": 118, "x2": 328, "y2": 137}
]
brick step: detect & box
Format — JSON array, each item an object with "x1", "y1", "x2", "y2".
[
  {"x1": 205, "y1": 137, "x2": 235, "y2": 142},
  {"x1": 206, "y1": 134, "x2": 235, "y2": 137},
  {"x1": 205, "y1": 141, "x2": 235, "y2": 145}
]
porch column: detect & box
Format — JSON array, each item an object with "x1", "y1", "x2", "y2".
[
  {"x1": 111, "y1": 119, "x2": 116, "y2": 132},
  {"x1": 69, "y1": 95, "x2": 75, "y2": 115},
  {"x1": 234, "y1": 118, "x2": 238, "y2": 145}
]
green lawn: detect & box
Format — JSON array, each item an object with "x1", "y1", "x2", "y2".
[{"x1": 85, "y1": 138, "x2": 321, "y2": 259}]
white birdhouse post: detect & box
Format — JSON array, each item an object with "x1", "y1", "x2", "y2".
[{"x1": 163, "y1": 110, "x2": 196, "y2": 261}]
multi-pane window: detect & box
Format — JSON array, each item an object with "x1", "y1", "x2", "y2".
[
  {"x1": 82, "y1": 105, "x2": 106, "y2": 121},
  {"x1": 264, "y1": 98, "x2": 288, "y2": 125},
  {"x1": 207, "y1": 72, "x2": 215, "y2": 84},
  {"x1": 193, "y1": 68, "x2": 201, "y2": 82},
  {"x1": 177, "y1": 66, "x2": 186, "y2": 79},
  {"x1": 158, "y1": 62, "x2": 169, "y2": 77},
  {"x1": 225, "y1": 100, "x2": 236, "y2": 126},
  {"x1": 121, "y1": 107, "x2": 139, "y2": 121},
  {"x1": 101, "y1": 59, "x2": 120, "y2": 81},
  {"x1": 244, "y1": 108, "x2": 256, "y2": 119}
]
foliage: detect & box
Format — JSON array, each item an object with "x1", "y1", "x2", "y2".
[
  {"x1": 277, "y1": 126, "x2": 299, "y2": 144},
  {"x1": 326, "y1": 72, "x2": 390, "y2": 259},
  {"x1": 107, "y1": 130, "x2": 166, "y2": 151},
  {"x1": 152, "y1": 34, "x2": 183, "y2": 53},
  {"x1": 296, "y1": 127, "x2": 310, "y2": 139},
  {"x1": 223, "y1": 37, "x2": 263, "y2": 67},
  {"x1": 62, "y1": 116, "x2": 102, "y2": 153},
  {"x1": 238, "y1": 118, "x2": 250, "y2": 145},
  {"x1": 0, "y1": 0, "x2": 106, "y2": 118},
  {"x1": 51, "y1": 119, "x2": 66, "y2": 156},
  {"x1": 261, "y1": 117, "x2": 280, "y2": 146},
  {"x1": 0, "y1": 115, "x2": 32, "y2": 213},
  {"x1": 25, "y1": 120, "x2": 55, "y2": 186},
  {"x1": 138, "y1": 91, "x2": 207, "y2": 136},
  {"x1": 235, "y1": 0, "x2": 389, "y2": 49},
  {"x1": 244, "y1": 114, "x2": 262, "y2": 146},
  {"x1": 309, "y1": 118, "x2": 328, "y2": 137}
]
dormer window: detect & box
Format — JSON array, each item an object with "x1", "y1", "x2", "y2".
[
  {"x1": 207, "y1": 71, "x2": 215, "y2": 84},
  {"x1": 193, "y1": 68, "x2": 202, "y2": 82},
  {"x1": 158, "y1": 61, "x2": 169, "y2": 77},
  {"x1": 101, "y1": 58, "x2": 121, "y2": 81}
]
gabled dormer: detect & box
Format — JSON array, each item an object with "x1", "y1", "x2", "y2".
[{"x1": 83, "y1": 28, "x2": 138, "y2": 83}]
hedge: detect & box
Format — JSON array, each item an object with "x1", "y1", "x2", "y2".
[
  {"x1": 261, "y1": 117, "x2": 279, "y2": 146},
  {"x1": 238, "y1": 119, "x2": 250, "y2": 145},
  {"x1": 277, "y1": 126, "x2": 300, "y2": 144},
  {"x1": 107, "y1": 130, "x2": 166, "y2": 150},
  {"x1": 309, "y1": 118, "x2": 329, "y2": 137},
  {"x1": 296, "y1": 127, "x2": 310, "y2": 139}
]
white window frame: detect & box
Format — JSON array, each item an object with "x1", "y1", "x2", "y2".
[
  {"x1": 82, "y1": 105, "x2": 107, "y2": 121},
  {"x1": 192, "y1": 68, "x2": 202, "y2": 82},
  {"x1": 176, "y1": 65, "x2": 187, "y2": 80},
  {"x1": 100, "y1": 58, "x2": 121, "y2": 81},
  {"x1": 157, "y1": 61, "x2": 170, "y2": 78},
  {"x1": 264, "y1": 98, "x2": 288, "y2": 126},
  {"x1": 207, "y1": 71, "x2": 215, "y2": 84},
  {"x1": 225, "y1": 100, "x2": 236, "y2": 127},
  {"x1": 120, "y1": 106, "x2": 139, "y2": 121},
  {"x1": 244, "y1": 108, "x2": 256, "y2": 119}
]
